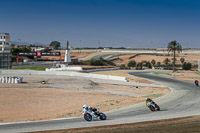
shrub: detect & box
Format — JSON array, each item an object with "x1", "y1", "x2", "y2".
[
  {"x1": 120, "y1": 64, "x2": 126, "y2": 68},
  {"x1": 90, "y1": 60, "x2": 104, "y2": 66},
  {"x1": 128, "y1": 60, "x2": 136, "y2": 67},
  {"x1": 142, "y1": 61, "x2": 152, "y2": 68},
  {"x1": 180, "y1": 57, "x2": 185, "y2": 64},
  {"x1": 182, "y1": 62, "x2": 192, "y2": 70}
]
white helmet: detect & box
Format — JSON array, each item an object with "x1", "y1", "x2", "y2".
[{"x1": 83, "y1": 104, "x2": 87, "y2": 108}]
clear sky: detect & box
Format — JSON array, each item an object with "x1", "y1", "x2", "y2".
[{"x1": 1, "y1": 0, "x2": 200, "y2": 48}]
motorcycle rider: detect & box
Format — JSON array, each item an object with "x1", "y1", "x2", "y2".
[
  {"x1": 82, "y1": 105, "x2": 99, "y2": 116},
  {"x1": 146, "y1": 97, "x2": 160, "y2": 111},
  {"x1": 146, "y1": 97, "x2": 155, "y2": 105},
  {"x1": 82, "y1": 104, "x2": 89, "y2": 113},
  {"x1": 194, "y1": 80, "x2": 199, "y2": 86}
]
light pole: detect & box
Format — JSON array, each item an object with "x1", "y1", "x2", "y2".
[
  {"x1": 98, "y1": 40, "x2": 100, "y2": 48},
  {"x1": 79, "y1": 40, "x2": 81, "y2": 53}
]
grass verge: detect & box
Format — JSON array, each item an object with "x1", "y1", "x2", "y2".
[
  {"x1": 153, "y1": 72, "x2": 171, "y2": 76},
  {"x1": 194, "y1": 71, "x2": 200, "y2": 75},
  {"x1": 12, "y1": 66, "x2": 46, "y2": 71},
  {"x1": 143, "y1": 94, "x2": 163, "y2": 97}
]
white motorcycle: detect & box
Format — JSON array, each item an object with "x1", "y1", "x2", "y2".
[{"x1": 83, "y1": 108, "x2": 106, "y2": 121}]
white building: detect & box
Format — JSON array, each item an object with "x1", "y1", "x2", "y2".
[
  {"x1": 0, "y1": 33, "x2": 12, "y2": 69},
  {"x1": 0, "y1": 33, "x2": 11, "y2": 52}
]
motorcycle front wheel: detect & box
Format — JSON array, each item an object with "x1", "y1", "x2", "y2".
[
  {"x1": 149, "y1": 105, "x2": 155, "y2": 111},
  {"x1": 99, "y1": 113, "x2": 107, "y2": 120},
  {"x1": 84, "y1": 113, "x2": 92, "y2": 121}
]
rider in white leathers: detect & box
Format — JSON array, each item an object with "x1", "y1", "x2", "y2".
[{"x1": 82, "y1": 105, "x2": 99, "y2": 116}]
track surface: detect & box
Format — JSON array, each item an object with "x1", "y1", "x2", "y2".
[{"x1": 0, "y1": 71, "x2": 200, "y2": 133}]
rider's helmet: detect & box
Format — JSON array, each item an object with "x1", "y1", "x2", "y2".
[
  {"x1": 146, "y1": 97, "x2": 150, "y2": 100},
  {"x1": 83, "y1": 104, "x2": 88, "y2": 109}
]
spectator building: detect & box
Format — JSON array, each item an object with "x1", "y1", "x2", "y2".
[{"x1": 0, "y1": 33, "x2": 12, "y2": 69}]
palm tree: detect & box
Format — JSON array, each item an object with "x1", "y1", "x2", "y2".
[{"x1": 167, "y1": 40, "x2": 182, "y2": 72}]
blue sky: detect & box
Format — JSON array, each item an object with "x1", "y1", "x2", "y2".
[{"x1": 1, "y1": 0, "x2": 200, "y2": 48}]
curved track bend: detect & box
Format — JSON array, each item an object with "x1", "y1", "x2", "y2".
[{"x1": 0, "y1": 71, "x2": 200, "y2": 133}]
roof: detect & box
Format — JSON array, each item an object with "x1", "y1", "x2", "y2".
[{"x1": 0, "y1": 33, "x2": 10, "y2": 36}]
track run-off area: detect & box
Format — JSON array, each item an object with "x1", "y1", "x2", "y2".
[{"x1": 0, "y1": 71, "x2": 200, "y2": 133}]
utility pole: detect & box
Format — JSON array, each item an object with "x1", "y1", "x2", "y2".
[{"x1": 79, "y1": 40, "x2": 81, "y2": 53}]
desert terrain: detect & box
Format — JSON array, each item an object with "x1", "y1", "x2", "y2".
[{"x1": 0, "y1": 73, "x2": 169, "y2": 123}]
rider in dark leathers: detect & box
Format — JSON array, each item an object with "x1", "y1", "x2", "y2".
[
  {"x1": 195, "y1": 80, "x2": 199, "y2": 87},
  {"x1": 146, "y1": 97, "x2": 155, "y2": 104}
]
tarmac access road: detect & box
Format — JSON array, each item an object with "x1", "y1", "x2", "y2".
[{"x1": 0, "y1": 71, "x2": 200, "y2": 133}]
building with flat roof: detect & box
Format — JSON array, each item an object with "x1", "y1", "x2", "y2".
[{"x1": 0, "y1": 33, "x2": 12, "y2": 69}]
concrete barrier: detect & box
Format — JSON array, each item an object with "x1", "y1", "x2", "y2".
[
  {"x1": 84, "y1": 67, "x2": 120, "y2": 73},
  {"x1": 41, "y1": 71, "x2": 126, "y2": 81},
  {"x1": 0, "y1": 70, "x2": 126, "y2": 82},
  {"x1": 2, "y1": 77, "x2": 5, "y2": 83},
  {"x1": 0, "y1": 76, "x2": 23, "y2": 84},
  {"x1": 46, "y1": 66, "x2": 83, "y2": 71},
  {"x1": 55, "y1": 71, "x2": 126, "y2": 81}
]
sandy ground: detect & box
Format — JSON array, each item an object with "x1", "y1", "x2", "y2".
[
  {"x1": 0, "y1": 74, "x2": 169, "y2": 123},
  {"x1": 112, "y1": 53, "x2": 200, "y2": 66},
  {"x1": 112, "y1": 54, "x2": 135, "y2": 66}
]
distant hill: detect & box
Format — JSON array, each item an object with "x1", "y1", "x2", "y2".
[{"x1": 11, "y1": 41, "x2": 48, "y2": 46}]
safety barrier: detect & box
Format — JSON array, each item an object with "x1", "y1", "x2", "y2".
[
  {"x1": 46, "y1": 65, "x2": 83, "y2": 71},
  {"x1": 84, "y1": 67, "x2": 120, "y2": 73},
  {"x1": 0, "y1": 76, "x2": 23, "y2": 84},
  {"x1": 1, "y1": 70, "x2": 126, "y2": 82}
]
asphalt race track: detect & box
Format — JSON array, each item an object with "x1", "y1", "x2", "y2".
[{"x1": 1, "y1": 71, "x2": 200, "y2": 133}]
